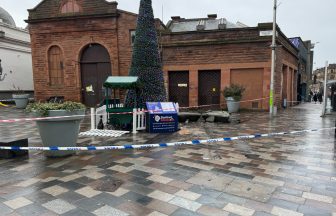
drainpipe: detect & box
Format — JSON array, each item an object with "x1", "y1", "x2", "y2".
[
  {"x1": 321, "y1": 61, "x2": 328, "y2": 117},
  {"x1": 270, "y1": 0, "x2": 277, "y2": 117}
]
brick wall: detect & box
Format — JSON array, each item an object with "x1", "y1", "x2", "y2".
[
  {"x1": 28, "y1": 10, "x2": 137, "y2": 102},
  {"x1": 162, "y1": 26, "x2": 298, "y2": 110}
]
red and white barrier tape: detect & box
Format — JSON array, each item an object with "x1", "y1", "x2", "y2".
[{"x1": 0, "y1": 97, "x2": 271, "y2": 123}]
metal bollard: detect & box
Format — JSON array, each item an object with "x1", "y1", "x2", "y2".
[{"x1": 91, "y1": 108, "x2": 95, "y2": 130}]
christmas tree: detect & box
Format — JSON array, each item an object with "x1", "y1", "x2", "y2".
[{"x1": 125, "y1": 0, "x2": 167, "y2": 108}]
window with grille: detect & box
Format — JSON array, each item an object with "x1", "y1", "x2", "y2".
[
  {"x1": 61, "y1": 0, "x2": 80, "y2": 13},
  {"x1": 48, "y1": 46, "x2": 64, "y2": 86}
]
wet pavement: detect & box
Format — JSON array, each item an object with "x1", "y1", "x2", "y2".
[{"x1": 0, "y1": 103, "x2": 336, "y2": 216}]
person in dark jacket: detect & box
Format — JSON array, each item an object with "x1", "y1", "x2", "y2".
[
  {"x1": 313, "y1": 92, "x2": 318, "y2": 104},
  {"x1": 318, "y1": 92, "x2": 323, "y2": 104}
]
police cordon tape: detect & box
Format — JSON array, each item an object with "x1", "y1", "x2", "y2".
[
  {"x1": 0, "y1": 97, "x2": 270, "y2": 123},
  {"x1": 0, "y1": 99, "x2": 13, "y2": 103},
  {"x1": 0, "y1": 127, "x2": 334, "y2": 151}
]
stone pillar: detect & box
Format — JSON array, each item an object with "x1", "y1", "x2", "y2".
[
  {"x1": 221, "y1": 68, "x2": 230, "y2": 108},
  {"x1": 189, "y1": 69, "x2": 198, "y2": 107}
]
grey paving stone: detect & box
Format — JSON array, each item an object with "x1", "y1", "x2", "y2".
[
  {"x1": 171, "y1": 208, "x2": 203, "y2": 216},
  {"x1": 121, "y1": 191, "x2": 153, "y2": 206},
  {"x1": 268, "y1": 198, "x2": 299, "y2": 211},
  {"x1": 196, "y1": 195, "x2": 228, "y2": 209},
  {"x1": 93, "y1": 205, "x2": 129, "y2": 216},
  {"x1": 0, "y1": 202, "x2": 14, "y2": 215},
  {"x1": 74, "y1": 197, "x2": 104, "y2": 212},
  {"x1": 189, "y1": 185, "x2": 222, "y2": 198},
  {"x1": 26, "y1": 191, "x2": 58, "y2": 204},
  {"x1": 123, "y1": 182, "x2": 154, "y2": 195},
  {"x1": 297, "y1": 204, "x2": 334, "y2": 216},
  {"x1": 59, "y1": 181, "x2": 86, "y2": 191},
  {"x1": 57, "y1": 191, "x2": 86, "y2": 204},
  {"x1": 42, "y1": 199, "x2": 76, "y2": 215},
  {"x1": 218, "y1": 193, "x2": 247, "y2": 205},
  {"x1": 15, "y1": 203, "x2": 49, "y2": 216},
  {"x1": 93, "y1": 192, "x2": 125, "y2": 207},
  {"x1": 61, "y1": 208, "x2": 95, "y2": 216}
]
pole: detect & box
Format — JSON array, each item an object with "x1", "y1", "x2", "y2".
[
  {"x1": 321, "y1": 61, "x2": 328, "y2": 116},
  {"x1": 270, "y1": 0, "x2": 277, "y2": 116},
  {"x1": 91, "y1": 108, "x2": 95, "y2": 130},
  {"x1": 133, "y1": 108, "x2": 137, "y2": 134}
]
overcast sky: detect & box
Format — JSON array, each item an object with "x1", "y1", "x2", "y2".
[{"x1": 2, "y1": 0, "x2": 335, "y2": 69}]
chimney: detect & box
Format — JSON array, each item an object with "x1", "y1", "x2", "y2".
[
  {"x1": 218, "y1": 18, "x2": 227, "y2": 30},
  {"x1": 197, "y1": 20, "x2": 205, "y2": 31},
  {"x1": 171, "y1": 16, "x2": 181, "y2": 21},
  {"x1": 208, "y1": 14, "x2": 217, "y2": 19}
]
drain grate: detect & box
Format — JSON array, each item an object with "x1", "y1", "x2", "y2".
[{"x1": 91, "y1": 178, "x2": 123, "y2": 193}]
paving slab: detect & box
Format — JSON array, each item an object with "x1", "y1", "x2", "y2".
[{"x1": 0, "y1": 104, "x2": 336, "y2": 215}]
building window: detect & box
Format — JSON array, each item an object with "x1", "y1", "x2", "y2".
[
  {"x1": 61, "y1": 0, "x2": 80, "y2": 14},
  {"x1": 130, "y1": 30, "x2": 136, "y2": 46},
  {"x1": 48, "y1": 46, "x2": 64, "y2": 86}
]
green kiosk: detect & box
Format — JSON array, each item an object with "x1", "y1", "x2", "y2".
[{"x1": 103, "y1": 76, "x2": 139, "y2": 130}]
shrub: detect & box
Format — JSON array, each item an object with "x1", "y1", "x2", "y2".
[
  {"x1": 26, "y1": 101, "x2": 86, "y2": 116},
  {"x1": 223, "y1": 84, "x2": 246, "y2": 101}
]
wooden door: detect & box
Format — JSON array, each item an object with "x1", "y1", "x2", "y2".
[
  {"x1": 169, "y1": 71, "x2": 189, "y2": 107},
  {"x1": 198, "y1": 70, "x2": 221, "y2": 106},
  {"x1": 80, "y1": 44, "x2": 111, "y2": 107}
]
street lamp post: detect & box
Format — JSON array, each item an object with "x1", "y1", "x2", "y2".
[
  {"x1": 321, "y1": 61, "x2": 328, "y2": 117},
  {"x1": 270, "y1": 0, "x2": 277, "y2": 116}
]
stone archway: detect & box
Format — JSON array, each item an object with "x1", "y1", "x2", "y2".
[{"x1": 80, "y1": 44, "x2": 111, "y2": 107}]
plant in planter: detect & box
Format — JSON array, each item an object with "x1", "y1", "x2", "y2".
[
  {"x1": 26, "y1": 101, "x2": 86, "y2": 157},
  {"x1": 12, "y1": 84, "x2": 30, "y2": 109},
  {"x1": 223, "y1": 84, "x2": 245, "y2": 113}
]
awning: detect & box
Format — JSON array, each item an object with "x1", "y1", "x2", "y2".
[{"x1": 103, "y1": 76, "x2": 139, "y2": 89}]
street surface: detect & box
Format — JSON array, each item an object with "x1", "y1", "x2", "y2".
[{"x1": 0, "y1": 103, "x2": 335, "y2": 216}]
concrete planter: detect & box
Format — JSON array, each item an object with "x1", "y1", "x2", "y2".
[
  {"x1": 36, "y1": 109, "x2": 85, "y2": 157},
  {"x1": 12, "y1": 94, "x2": 29, "y2": 109},
  {"x1": 225, "y1": 97, "x2": 240, "y2": 113}
]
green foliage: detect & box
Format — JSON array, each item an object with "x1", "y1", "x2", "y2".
[
  {"x1": 125, "y1": 0, "x2": 167, "y2": 108},
  {"x1": 26, "y1": 101, "x2": 86, "y2": 117},
  {"x1": 223, "y1": 84, "x2": 246, "y2": 101}
]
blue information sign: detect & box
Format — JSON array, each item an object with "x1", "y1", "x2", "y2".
[{"x1": 146, "y1": 102, "x2": 178, "y2": 133}]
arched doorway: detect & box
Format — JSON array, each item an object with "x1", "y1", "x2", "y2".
[{"x1": 80, "y1": 44, "x2": 111, "y2": 107}]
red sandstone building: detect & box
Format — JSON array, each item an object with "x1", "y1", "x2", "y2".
[{"x1": 27, "y1": 0, "x2": 299, "y2": 110}]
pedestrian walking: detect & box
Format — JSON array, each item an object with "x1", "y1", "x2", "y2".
[
  {"x1": 318, "y1": 92, "x2": 323, "y2": 104},
  {"x1": 309, "y1": 91, "x2": 313, "y2": 102},
  {"x1": 313, "y1": 92, "x2": 318, "y2": 104}
]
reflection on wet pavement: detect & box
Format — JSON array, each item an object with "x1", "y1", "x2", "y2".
[{"x1": 0, "y1": 103, "x2": 335, "y2": 215}]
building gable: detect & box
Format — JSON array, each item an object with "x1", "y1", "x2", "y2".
[{"x1": 27, "y1": 0, "x2": 118, "y2": 22}]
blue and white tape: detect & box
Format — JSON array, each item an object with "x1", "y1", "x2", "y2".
[{"x1": 0, "y1": 127, "x2": 334, "y2": 151}]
